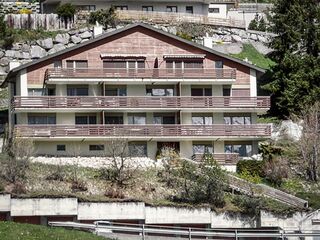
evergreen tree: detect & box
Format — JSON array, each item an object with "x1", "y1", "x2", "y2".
[{"x1": 263, "y1": 0, "x2": 320, "y2": 118}]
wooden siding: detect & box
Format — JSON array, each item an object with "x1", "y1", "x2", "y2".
[{"x1": 26, "y1": 26, "x2": 251, "y2": 86}]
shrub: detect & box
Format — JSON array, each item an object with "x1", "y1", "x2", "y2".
[
  {"x1": 236, "y1": 160, "x2": 264, "y2": 177},
  {"x1": 56, "y1": 3, "x2": 76, "y2": 28},
  {"x1": 231, "y1": 195, "x2": 261, "y2": 216},
  {"x1": 281, "y1": 178, "x2": 304, "y2": 194},
  {"x1": 0, "y1": 15, "x2": 14, "y2": 49},
  {"x1": 18, "y1": 9, "x2": 32, "y2": 14},
  {"x1": 238, "y1": 169, "x2": 262, "y2": 184},
  {"x1": 263, "y1": 156, "x2": 288, "y2": 186},
  {"x1": 89, "y1": 7, "x2": 117, "y2": 28}
]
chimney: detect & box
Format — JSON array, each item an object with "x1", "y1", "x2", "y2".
[
  {"x1": 93, "y1": 21, "x2": 103, "y2": 37},
  {"x1": 9, "y1": 61, "x2": 21, "y2": 71},
  {"x1": 203, "y1": 37, "x2": 213, "y2": 49}
]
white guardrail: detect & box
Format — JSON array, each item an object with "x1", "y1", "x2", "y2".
[{"x1": 49, "y1": 221, "x2": 320, "y2": 239}]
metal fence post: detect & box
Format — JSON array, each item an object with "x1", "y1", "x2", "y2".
[
  {"x1": 189, "y1": 227, "x2": 191, "y2": 240},
  {"x1": 142, "y1": 224, "x2": 145, "y2": 240},
  {"x1": 235, "y1": 229, "x2": 238, "y2": 240}
]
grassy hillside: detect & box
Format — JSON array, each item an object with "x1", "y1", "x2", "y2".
[
  {"x1": 231, "y1": 44, "x2": 275, "y2": 70},
  {"x1": 0, "y1": 221, "x2": 108, "y2": 240}
]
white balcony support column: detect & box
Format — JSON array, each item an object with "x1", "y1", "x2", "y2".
[
  {"x1": 89, "y1": 84, "x2": 100, "y2": 96},
  {"x1": 213, "y1": 113, "x2": 224, "y2": 124},
  {"x1": 16, "y1": 113, "x2": 27, "y2": 124},
  {"x1": 57, "y1": 112, "x2": 74, "y2": 124},
  {"x1": 123, "y1": 112, "x2": 128, "y2": 124},
  {"x1": 212, "y1": 85, "x2": 223, "y2": 96},
  {"x1": 214, "y1": 141, "x2": 225, "y2": 154},
  {"x1": 180, "y1": 84, "x2": 191, "y2": 96},
  {"x1": 146, "y1": 112, "x2": 153, "y2": 124},
  {"x1": 181, "y1": 112, "x2": 192, "y2": 124},
  {"x1": 251, "y1": 112, "x2": 258, "y2": 124},
  {"x1": 127, "y1": 85, "x2": 145, "y2": 96},
  {"x1": 250, "y1": 69, "x2": 257, "y2": 97},
  {"x1": 180, "y1": 141, "x2": 193, "y2": 159},
  {"x1": 147, "y1": 141, "x2": 157, "y2": 159},
  {"x1": 56, "y1": 84, "x2": 66, "y2": 96}
]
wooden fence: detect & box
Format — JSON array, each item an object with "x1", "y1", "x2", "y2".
[{"x1": 5, "y1": 14, "x2": 76, "y2": 30}]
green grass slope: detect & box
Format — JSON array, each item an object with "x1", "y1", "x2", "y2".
[
  {"x1": 0, "y1": 221, "x2": 109, "y2": 240},
  {"x1": 231, "y1": 43, "x2": 275, "y2": 70}
]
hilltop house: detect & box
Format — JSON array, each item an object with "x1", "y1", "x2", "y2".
[
  {"x1": 40, "y1": 0, "x2": 237, "y2": 18},
  {"x1": 4, "y1": 23, "x2": 271, "y2": 168}
]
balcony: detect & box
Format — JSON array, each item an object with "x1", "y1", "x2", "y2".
[
  {"x1": 12, "y1": 96, "x2": 270, "y2": 112},
  {"x1": 192, "y1": 153, "x2": 239, "y2": 165},
  {"x1": 14, "y1": 124, "x2": 271, "y2": 140},
  {"x1": 44, "y1": 68, "x2": 237, "y2": 84}
]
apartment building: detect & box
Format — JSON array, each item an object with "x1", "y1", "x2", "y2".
[
  {"x1": 41, "y1": 0, "x2": 236, "y2": 17},
  {"x1": 5, "y1": 23, "x2": 271, "y2": 167}
]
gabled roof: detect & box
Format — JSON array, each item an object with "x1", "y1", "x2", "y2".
[{"x1": 3, "y1": 23, "x2": 265, "y2": 85}]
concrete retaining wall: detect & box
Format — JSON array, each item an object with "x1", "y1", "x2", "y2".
[
  {"x1": 78, "y1": 202, "x2": 145, "y2": 220},
  {"x1": 0, "y1": 194, "x2": 318, "y2": 232},
  {"x1": 10, "y1": 198, "x2": 78, "y2": 216},
  {"x1": 145, "y1": 206, "x2": 211, "y2": 224}
]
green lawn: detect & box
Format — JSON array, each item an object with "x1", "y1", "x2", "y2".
[
  {"x1": 0, "y1": 221, "x2": 109, "y2": 240},
  {"x1": 231, "y1": 44, "x2": 275, "y2": 70}
]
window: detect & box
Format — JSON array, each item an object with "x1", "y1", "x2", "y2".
[
  {"x1": 223, "y1": 87, "x2": 231, "y2": 96},
  {"x1": 75, "y1": 116, "x2": 97, "y2": 124},
  {"x1": 215, "y1": 61, "x2": 223, "y2": 68},
  {"x1": 142, "y1": 6, "x2": 153, "y2": 12},
  {"x1": 166, "y1": 6, "x2": 177, "y2": 12},
  {"x1": 66, "y1": 60, "x2": 88, "y2": 69},
  {"x1": 114, "y1": 5, "x2": 128, "y2": 10},
  {"x1": 89, "y1": 145, "x2": 105, "y2": 151},
  {"x1": 153, "y1": 114, "x2": 175, "y2": 124},
  {"x1": 67, "y1": 86, "x2": 89, "y2": 96},
  {"x1": 193, "y1": 144, "x2": 213, "y2": 154},
  {"x1": 209, "y1": 8, "x2": 220, "y2": 13},
  {"x1": 129, "y1": 143, "x2": 147, "y2": 157},
  {"x1": 192, "y1": 115, "x2": 213, "y2": 125},
  {"x1": 105, "y1": 115, "x2": 123, "y2": 124},
  {"x1": 46, "y1": 88, "x2": 56, "y2": 96},
  {"x1": 105, "y1": 86, "x2": 127, "y2": 96},
  {"x1": 186, "y1": 6, "x2": 193, "y2": 14},
  {"x1": 224, "y1": 115, "x2": 251, "y2": 125},
  {"x1": 57, "y1": 145, "x2": 66, "y2": 151},
  {"x1": 53, "y1": 60, "x2": 62, "y2": 68},
  {"x1": 146, "y1": 86, "x2": 174, "y2": 96},
  {"x1": 184, "y1": 60, "x2": 203, "y2": 69},
  {"x1": 28, "y1": 88, "x2": 43, "y2": 96},
  {"x1": 103, "y1": 60, "x2": 145, "y2": 69},
  {"x1": 166, "y1": 60, "x2": 202, "y2": 69},
  {"x1": 28, "y1": 115, "x2": 56, "y2": 124},
  {"x1": 76, "y1": 5, "x2": 96, "y2": 11},
  {"x1": 128, "y1": 114, "x2": 146, "y2": 125},
  {"x1": 191, "y1": 87, "x2": 212, "y2": 96},
  {"x1": 225, "y1": 144, "x2": 252, "y2": 157}
]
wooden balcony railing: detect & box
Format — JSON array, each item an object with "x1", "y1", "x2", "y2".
[
  {"x1": 192, "y1": 153, "x2": 239, "y2": 165},
  {"x1": 14, "y1": 124, "x2": 272, "y2": 138},
  {"x1": 44, "y1": 68, "x2": 237, "y2": 81},
  {"x1": 12, "y1": 96, "x2": 270, "y2": 109},
  {"x1": 116, "y1": 10, "x2": 245, "y2": 29}
]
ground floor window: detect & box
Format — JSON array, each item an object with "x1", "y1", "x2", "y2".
[
  {"x1": 192, "y1": 144, "x2": 213, "y2": 154},
  {"x1": 89, "y1": 145, "x2": 105, "y2": 151},
  {"x1": 225, "y1": 143, "x2": 252, "y2": 157},
  {"x1": 129, "y1": 142, "x2": 147, "y2": 157},
  {"x1": 57, "y1": 144, "x2": 66, "y2": 151}
]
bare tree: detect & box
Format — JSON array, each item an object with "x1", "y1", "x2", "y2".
[
  {"x1": 292, "y1": 102, "x2": 320, "y2": 182},
  {"x1": 0, "y1": 136, "x2": 34, "y2": 184},
  {"x1": 101, "y1": 138, "x2": 139, "y2": 187}
]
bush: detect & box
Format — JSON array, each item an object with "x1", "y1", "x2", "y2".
[
  {"x1": 248, "y1": 17, "x2": 267, "y2": 31},
  {"x1": 89, "y1": 7, "x2": 117, "y2": 28},
  {"x1": 238, "y1": 169, "x2": 262, "y2": 184},
  {"x1": 231, "y1": 195, "x2": 261, "y2": 216},
  {"x1": 0, "y1": 15, "x2": 14, "y2": 49},
  {"x1": 56, "y1": 3, "x2": 76, "y2": 28},
  {"x1": 236, "y1": 160, "x2": 264, "y2": 177}
]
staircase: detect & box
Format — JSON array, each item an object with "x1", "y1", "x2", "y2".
[{"x1": 228, "y1": 174, "x2": 308, "y2": 208}]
